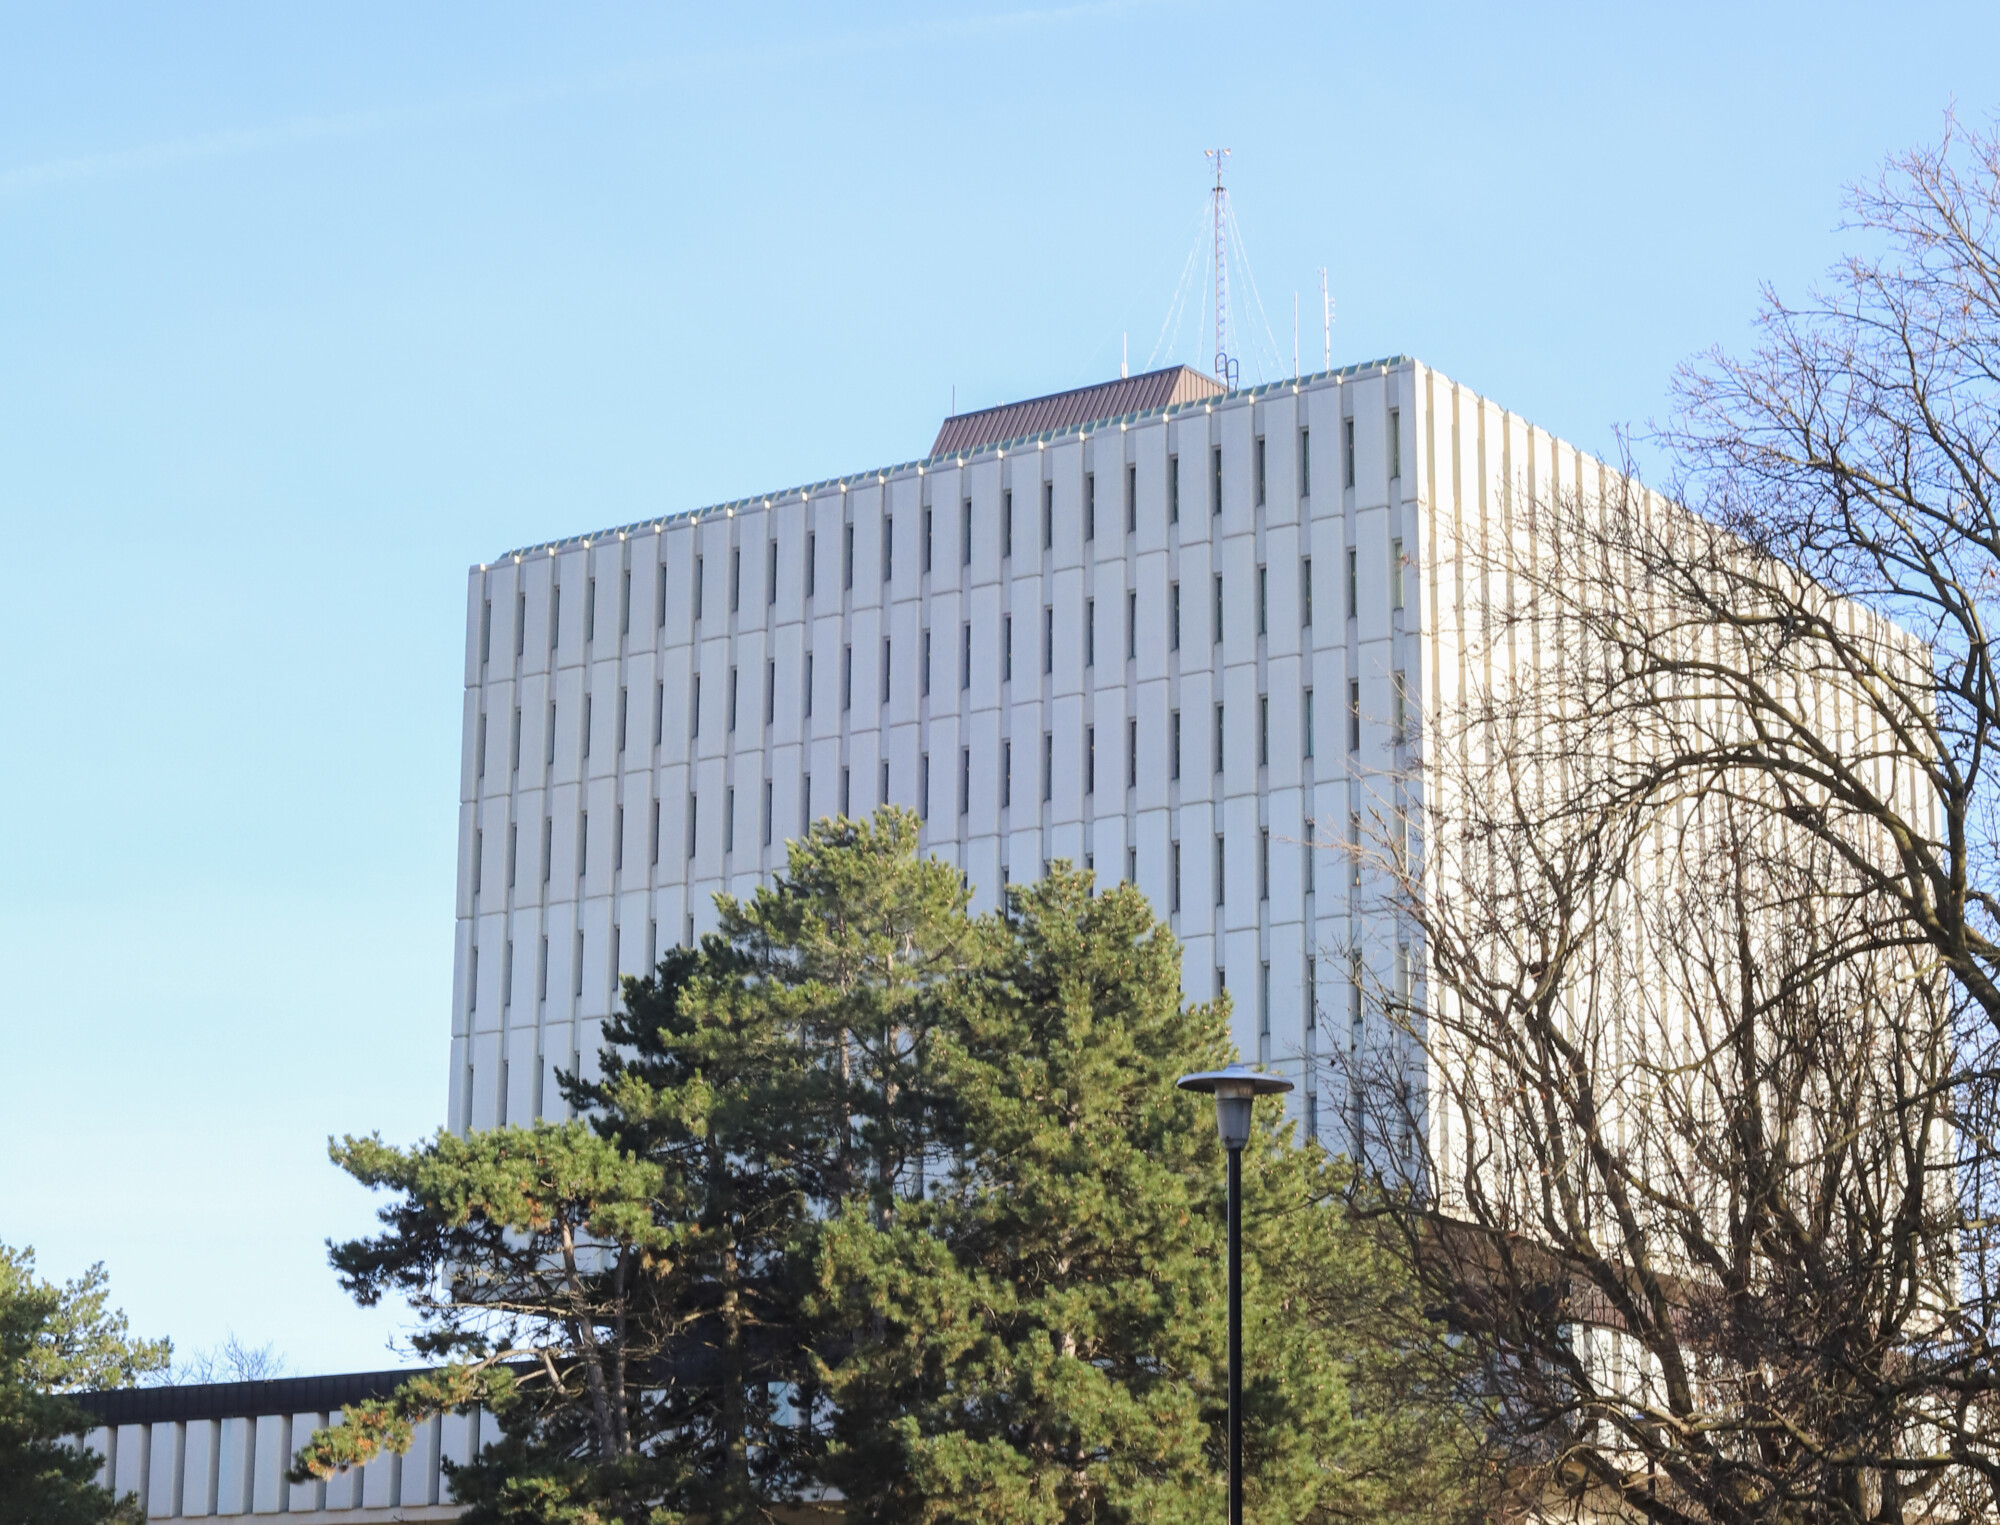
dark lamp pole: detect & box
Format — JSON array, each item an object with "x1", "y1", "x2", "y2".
[{"x1": 1177, "y1": 1063, "x2": 1293, "y2": 1525}]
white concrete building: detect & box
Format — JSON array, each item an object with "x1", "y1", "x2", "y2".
[{"x1": 448, "y1": 357, "x2": 1568, "y2": 1150}]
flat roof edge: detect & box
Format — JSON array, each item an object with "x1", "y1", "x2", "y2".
[{"x1": 481, "y1": 357, "x2": 1413, "y2": 567}]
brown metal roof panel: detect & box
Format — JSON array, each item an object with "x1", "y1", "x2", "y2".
[{"x1": 930, "y1": 365, "x2": 1223, "y2": 457}]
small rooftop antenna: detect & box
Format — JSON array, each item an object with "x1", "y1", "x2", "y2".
[
  {"x1": 1206, "y1": 148, "x2": 1237, "y2": 387},
  {"x1": 1320, "y1": 267, "x2": 1333, "y2": 370}
]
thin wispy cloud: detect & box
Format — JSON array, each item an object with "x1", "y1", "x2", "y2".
[{"x1": 0, "y1": 1, "x2": 1160, "y2": 201}]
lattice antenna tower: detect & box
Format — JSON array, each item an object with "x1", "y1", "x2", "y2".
[{"x1": 1206, "y1": 148, "x2": 1238, "y2": 388}]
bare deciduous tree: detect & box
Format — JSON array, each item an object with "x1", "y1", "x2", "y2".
[{"x1": 1341, "y1": 118, "x2": 2000, "y2": 1525}]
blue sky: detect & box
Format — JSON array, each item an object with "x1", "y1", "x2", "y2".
[{"x1": 2, "y1": 2, "x2": 1995, "y2": 1376}]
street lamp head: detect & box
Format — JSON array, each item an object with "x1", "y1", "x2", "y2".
[{"x1": 1177, "y1": 1063, "x2": 1294, "y2": 1150}]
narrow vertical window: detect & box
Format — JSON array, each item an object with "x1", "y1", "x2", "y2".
[
  {"x1": 615, "y1": 806, "x2": 624, "y2": 871},
  {"x1": 1343, "y1": 419, "x2": 1356, "y2": 487},
  {"x1": 575, "y1": 931, "x2": 586, "y2": 997},
  {"x1": 804, "y1": 653, "x2": 814, "y2": 717},
  {"x1": 762, "y1": 780, "x2": 773, "y2": 846},
  {"x1": 1043, "y1": 607, "x2": 1053, "y2": 674},
  {"x1": 651, "y1": 800, "x2": 660, "y2": 864},
  {"x1": 1168, "y1": 454, "x2": 1180, "y2": 522},
  {"x1": 477, "y1": 712, "x2": 487, "y2": 777},
  {"x1": 1170, "y1": 582, "x2": 1180, "y2": 650},
  {"x1": 551, "y1": 584, "x2": 562, "y2": 649},
  {"x1": 1388, "y1": 408, "x2": 1401, "y2": 479},
  {"x1": 687, "y1": 795, "x2": 698, "y2": 858},
  {"x1": 1042, "y1": 482, "x2": 1053, "y2": 549},
  {"x1": 1171, "y1": 839, "x2": 1182, "y2": 911},
  {"x1": 582, "y1": 695, "x2": 592, "y2": 757},
  {"x1": 587, "y1": 579, "x2": 598, "y2": 641},
  {"x1": 538, "y1": 935, "x2": 548, "y2": 1001},
  {"x1": 841, "y1": 767, "x2": 851, "y2": 817},
  {"x1": 1042, "y1": 732, "x2": 1053, "y2": 801},
  {"x1": 919, "y1": 755, "x2": 929, "y2": 819},
  {"x1": 1259, "y1": 828, "x2": 1270, "y2": 900},
  {"x1": 962, "y1": 499, "x2": 972, "y2": 565},
  {"x1": 480, "y1": 598, "x2": 491, "y2": 665},
  {"x1": 881, "y1": 760, "x2": 889, "y2": 807},
  {"x1": 1214, "y1": 834, "x2": 1225, "y2": 905},
  {"x1": 511, "y1": 706, "x2": 522, "y2": 772},
  {"x1": 842, "y1": 645, "x2": 852, "y2": 710},
  {"x1": 1346, "y1": 547, "x2": 1358, "y2": 620},
  {"x1": 1086, "y1": 600, "x2": 1095, "y2": 667},
  {"x1": 768, "y1": 541, "x2": 779, "y2": 604},
  {"x1": 961, "y1": 623, "x2": 971, "y2": 691},
  {"x1": 881, "y1": 640, "x2": 892, "y2": 705},
  {"x1": 882, "y1": 518, "x2": 893, "y2": 583},
  {"x1": 1302, "y1": 557, "x2": 1313, "y2": 626},
  {"x1": 1392, "y1": 671, "x2": 1407, "y2": 742},
  {"x1": 1126, "y1": 590, "x2": 1137, "y2": 660},
  {"x1": 693, "y1": 563, "x2": 702, "y2": 621},
  {"x1": 922, "y1": 629, "x2": 932, "y2": 696},
  {"x1": 547, "y1": 701, "x2": 556, "y2": 764},
  {"x1": 472, "y1": 829, "x2": 484, "y2": 893},
  {"x1": 466, "y1": 943, "x2": 480, "y2": 1013},
  {"x1": 1003, "y1": 615, "x2": 1013, "y2": 681},
  {"x1": 1348, "y1": 680, "x2": 1361, "y2": 752},
  {"x1": 1171, "y1": 710, "x2": 1181, "y2": 779},
  {"x1": 1391, "y1": 538, "x2": 1405, "y2": 610},
  {"x1": 1258, "y1": 962, "x2": 1271, "y2": 1038},
  {"x1": 690, "y1": 675, "x2": 701, "y2": 737},
  {"x1": 657, "y1": 565, "x2": 666, "y2": 627},
  {"x1": 765, "y1": 661, "x2": 775, "y2": 725},
  {"x1": 1212, "y1": 446, "x2": 1222, "y2": 515},
  {"x1": 1259, "y1": 695, "x2": 1269, "y2": 766},
  {"x1": 843, "y1": 524, "x2": 854, "y2": 589},
  {"x1": 960, "y1": 747, "x2": 970, "y2": 815},
  {"x1": 1002, "y1": 740, "x2": 1012, "y2": 807},
  {"x1": 1304, "y1": 689, "x2": 1315, "y2": 758},
  {"x1": 923, "y1": 508, "x2": 933, "y2": 572},
  {"x1": 1257, "y1": 566, "x2": 1268, "y2": 635},
  {"x1": 1350, "y1": 813, "x2": 1362, "y2": 886},
  {"x1": 729, "y1": 548, "x2": 740, "y2": 612},
  {"x1": 1255, "y1": 436, "x2": 1266, "y2": 505},
  {"x1": 1002, "y1": 489, "x2": 1013, "y2": 557},
  {"x1": 516, "y1": 591, "x2": 526, "y2": 655},
  {"x1": 1085, "y1": 726, "x2": 1095, "y2": 794},
  {"x1": 1085, "y1": 473, "x2": 1095, "y2": 541},
  {"x1": 1300, "y1": 428, "x2": 1311, "y2": 496},
  {"x1": 654, "y1": 682, "x2": 664, "y2": 746},
  {"x1": 621, "y1": 569, "x2": 631, "y2": 634},
  {"x1": 725, "y1": 787, "x2": 735, "y2": 852},
  {"x1": 618, "y1": 686, "x2": 629, "y2": 751},
  {"x1": 806, "y1": 532, "x2": 817, "y2": 596},
  {"x1": 1128, "y1": 717, "x2": 1138, "y2": 787},
  {"x1": 1305, "y1": 819, "x2": 1315, "y2": 893},
  {"x1": 728, "y1": 668, "x2": 739, "y2": 731},
  {"x1": 541, "y1": 817, "x2": 552, "y2": 882},
  {"x1": 1213, "y1": 575, "x2": 1224, "y2": 644},
  {"x1": 1126, "y1": 464, "x2": 1137, "y2": 533},
  {"x1": 1214, "y1": 704, "x2": 1225, "y2": 773},
  {"x1": 578, "y1": 813, "x2": 588, "y2": 877}
]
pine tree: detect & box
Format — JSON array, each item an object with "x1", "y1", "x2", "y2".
[
  {"x1": 291, "y1": 1122, "x2": 679, "y2": 1522},
  {"x1": 712, "y1": 808, "x2": 975, "y2": 1221},
  {"x1": 810, "y1": 865, "x2": 1351, "y2": 1525},
  {"x1": 0, "y1": 1245, "x2": 169, "y2": 1525}
]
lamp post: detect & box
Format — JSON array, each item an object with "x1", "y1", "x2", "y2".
[{"x1": 1177, "y1": 1063, "x2": 1293, "y2": 1525}]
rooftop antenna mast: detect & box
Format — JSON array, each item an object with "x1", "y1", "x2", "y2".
[
  {"x1": 1320, "y1": 266, "x2": 1332, "y2": 370},
  {"x1": 1206, "y1": 148, "x2": 1237, "y2": 388}
]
